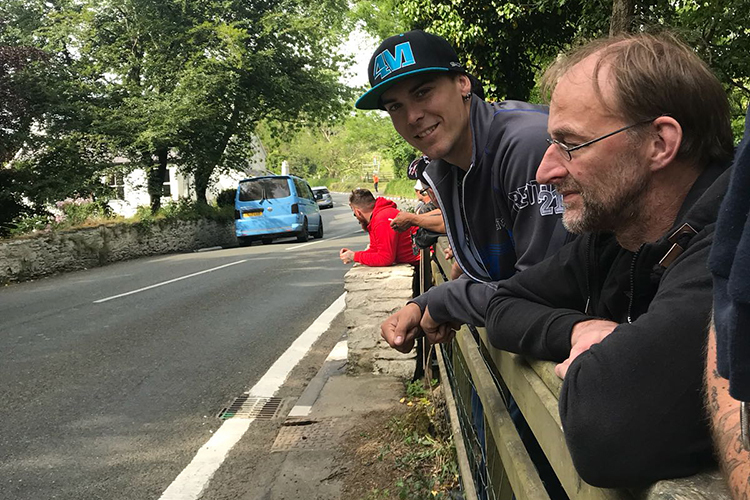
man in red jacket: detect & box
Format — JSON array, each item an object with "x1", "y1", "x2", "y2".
[{"x1": 340, "y1": 189, "x2": 419, "y2": 267}]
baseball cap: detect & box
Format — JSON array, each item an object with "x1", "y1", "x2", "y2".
[{"x1": 355, "y1": 30, "x2": 466, "y2": 110}]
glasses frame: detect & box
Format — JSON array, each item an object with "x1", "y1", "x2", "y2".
[{"x1": 546, "y1": 117, "x2": 658, "y2": 161}]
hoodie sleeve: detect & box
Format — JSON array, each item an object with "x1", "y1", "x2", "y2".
[
  {"x1": 485, "y1": 235, "x2": 591, "y2": 361},
  {"x1": 354, "y1": 216, "x2": 399, "y2": 267}
]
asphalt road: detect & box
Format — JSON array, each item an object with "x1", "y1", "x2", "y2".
[{"x1": 0, "y1": 192, "x2": 368, "y2": 500}]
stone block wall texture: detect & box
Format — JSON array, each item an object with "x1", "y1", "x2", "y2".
[
  {"x1": 344, "y1": 264, "x2": 416, "y2": 378},
  {"x1": 0, "y1": 219, "x2": 236, "y2": 284}
]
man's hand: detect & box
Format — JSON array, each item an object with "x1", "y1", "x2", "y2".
[
  {"x1": 555, "y1": 319, "x2": 619, "y2": 379},
  {"x1": 339, "y1": 248, "x2": 355, "y2": 264},
  {"x1": 389, "y1": 211, "x2": 414, "y2": 232},
  {"x1": 381, "y1": 303, "x2": 423, "y2": 353},
  {"x1": 420, "y1": 306, "x2": 461, "y2": 345}
]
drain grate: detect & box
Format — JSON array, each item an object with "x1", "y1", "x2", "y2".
[{"x1": 218, "y1": 395, "x2": 284, "y2": 420}]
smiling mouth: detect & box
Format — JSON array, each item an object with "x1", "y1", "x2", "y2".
[{"x1": 415, "y1": 124, "x2": 438, "y2": 140}]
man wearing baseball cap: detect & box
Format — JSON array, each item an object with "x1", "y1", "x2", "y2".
[{"x1": 357, "y1": 31, "x2": 570, "y2": 345}]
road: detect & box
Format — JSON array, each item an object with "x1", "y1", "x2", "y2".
[{"x1": 0, "y1": 192, "x2": 367, "y2": 500}]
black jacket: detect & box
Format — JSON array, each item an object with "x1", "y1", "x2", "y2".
[{"x1": 485, "y1": 163, "x2": 730, "y2": 487}]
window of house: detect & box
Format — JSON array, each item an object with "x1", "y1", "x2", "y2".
[
  {"x1": 162, "y1": 169, "x2": 172, "y2": 197},
  {"x1": 107, "y1": 172, "x2": 125, "y2": 200}
]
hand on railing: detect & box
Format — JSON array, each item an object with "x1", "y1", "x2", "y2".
[
  {"x1": 381, "y1": 303, "x2": 463, "y2": 353},
  {"x1": 555, "y1": 319, "x2": 618, "y2": 379},
  {"x1": 380, "y1": 303, "x2": 422, "y2": 353},
  {"x1": 421, "y1": 305, "x2": 461, "y2": 345}
]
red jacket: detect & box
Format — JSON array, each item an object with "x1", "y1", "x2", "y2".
[{"x1": 354, "y1": 197, "x2": 419, "y2": 267}]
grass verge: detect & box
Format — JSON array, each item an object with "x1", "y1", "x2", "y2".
[{"x1": 340, "y1": 379, "x2": 460, "y2": 500}]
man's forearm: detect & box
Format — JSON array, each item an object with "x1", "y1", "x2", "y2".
[
  {"x1": 413, "y1": 210, "x2": 445, "y2": 233},
  {"x1": 707, "y1": 323, "x2": 750, "y2": 500}
]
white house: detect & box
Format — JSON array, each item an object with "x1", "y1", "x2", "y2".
[{"x1": 106, "y1": 137, "x2": 270, "y2": 217}]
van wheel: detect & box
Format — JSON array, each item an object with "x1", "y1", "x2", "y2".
[
  {"x1": 296, "y1": 219, "x2": 309, "y2": 242},
  {"x1": 313, "y1": 218, "x2": 324, "y2": 239}
]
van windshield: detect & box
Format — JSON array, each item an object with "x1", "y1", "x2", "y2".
[{"x1": 239, "y1": 178, "x2": 290, "y2": 201}]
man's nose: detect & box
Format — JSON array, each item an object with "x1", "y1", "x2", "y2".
[
  {"x1": 536, "y1": 144, "x2": 569, "y2": 185},
  {"x1": 406, "y1": 103, "x2": 424, "y2": 125}
]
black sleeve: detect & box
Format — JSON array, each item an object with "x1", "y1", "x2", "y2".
[
  {"x1": 559, "y1": 232, "x2": 714, "y2": 487},
  {"x1": 485, "y1": 236, "x2": 591, "y2": 361},
  {"x1": 423, "y1": 275, "x2": 497, "y2": 327}
]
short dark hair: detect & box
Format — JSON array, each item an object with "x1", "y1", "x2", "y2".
[
  {"x1": 349, "y1": 189, "x2": 376, "y2": 209},
  {"x1": 541, "y1": 32, "x2": 733, "y2": 167}
]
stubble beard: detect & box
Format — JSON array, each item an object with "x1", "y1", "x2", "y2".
[{"x1": 559, "y1": 152, "x2": 650, "y2": 235}]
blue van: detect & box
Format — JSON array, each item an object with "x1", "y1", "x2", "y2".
[{"x1": 234, "y1": 175, "x2": 323, "y2": 246}]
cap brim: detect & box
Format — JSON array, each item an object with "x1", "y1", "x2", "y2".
[{"x1": 355, "y1": 67, "x2": 452, "y2": 110}]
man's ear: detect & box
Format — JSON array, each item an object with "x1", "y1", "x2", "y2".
[
  {"x1": 647, "y1": 115, "x2": 682, "y2": 172},
  {"x1": 457, "y1": 73, "x2": 472, "y2": 95}
]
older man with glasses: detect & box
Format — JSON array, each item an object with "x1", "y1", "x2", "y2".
[{"x1": 382, "y1": 32, "x2": 735, "y2": 488}]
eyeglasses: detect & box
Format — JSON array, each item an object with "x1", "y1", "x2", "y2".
[
  {"x1": 546, "y1": 117, "x2": 657, "y2": 161},
  {"x1": 418, "y1": 188, "x2": 429, "y2": 196}
]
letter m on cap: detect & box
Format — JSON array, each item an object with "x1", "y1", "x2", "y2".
[{"x1": 372, "y1": 42, "x2": 416, "y2": 81}]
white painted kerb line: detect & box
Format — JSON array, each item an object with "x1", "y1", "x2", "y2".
[
  {"x1": 285, "y1": 230, "x2": 363, "y2": 251},
  {"x1": 158, "y1": 292, "x2": 347, "y2": 500},
  {"x1": 93, "y1": 260, "x2": 247, "y2": 303}
]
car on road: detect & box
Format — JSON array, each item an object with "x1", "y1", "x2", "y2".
[
  {"x1": 312, "y1": 186, "x2": 334, "y2": 209},
  {"x1": 235, "y1": 175, "x2": 323, "y2": 246}
]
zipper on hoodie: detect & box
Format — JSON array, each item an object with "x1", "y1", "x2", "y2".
[
  {"x1": 627, "y1": 244, "x2": 645, "y2": 324},
  {"x1": 424, "y1": 170, "x2": 480, "y2": 283},
  {"x1": 458, "y1": 164, "x2": 492, "y2": 281}
]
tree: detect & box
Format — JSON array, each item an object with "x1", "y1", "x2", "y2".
[
  {"x1": 1, "y1": 0, "x2": 354, "y2": 217},
  {"x1": 259, "y1": 108, "x2": 416, "y2": 180}
]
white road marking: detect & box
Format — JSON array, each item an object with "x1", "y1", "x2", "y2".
[
  {"x1": 285, "y1": 230, "x2": 363, "y2": 251},
  {"x1": 158, "y1": 292, "x2": 347, "y2": 500},
  {"x1": 93, "y1": 260, "x2": 247, "y2": 303}
]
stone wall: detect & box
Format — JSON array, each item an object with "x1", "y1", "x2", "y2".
[
  {"x1": 344, "y1": 264, "x2": 416, "y2": 378},
  {"x1": 0, "y1": 219, "x2": 236, "y2": 284}
]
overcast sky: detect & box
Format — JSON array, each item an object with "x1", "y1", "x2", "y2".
[{"x1": 339, "y1": 25, "x2": 378, "y2": 88}]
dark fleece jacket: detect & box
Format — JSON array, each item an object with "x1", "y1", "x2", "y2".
[{"x1": 485, "y1": 162, "x2": 730, "y2": 487}]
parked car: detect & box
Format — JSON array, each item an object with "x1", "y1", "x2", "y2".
[
  {"x1": 234, "y1": 175, "x2": 323, "y2": 246},
  {"x1": 312, "y1": 186, "x2": 334, "y2": 209}
]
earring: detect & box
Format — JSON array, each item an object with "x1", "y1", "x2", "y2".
[{"x1": 463, "y1": 93, "x2": 472, "y2": 101}]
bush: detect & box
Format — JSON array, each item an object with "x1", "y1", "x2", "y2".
[
  {"x1": 215, "y1": 188, "x2": 236, "y2": 207},
  {"x1": 8, "y1": 214, "x2": 52, "y2": 237},
  {"x1": 55, "y1": 197, "x2": 110, "y2": 227}
]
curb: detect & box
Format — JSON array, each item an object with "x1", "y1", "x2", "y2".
[{"x1": 287, "y1": 336, "x2": 348, "y2": 417}]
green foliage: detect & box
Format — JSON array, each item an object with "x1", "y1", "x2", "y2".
[
  {"x1": 352, "y1": 0, "x2": 750, "y2": 139},
  {"x1": 383, "y1": 179, "x2": 418, "y2": 199},
  {"x1": 215, "y1": 188, "x2": 237, "y2": 207},
  {"x1": 1, "y1": 0, "x2": 354, "y2": 211},
  {"x1": 55, "y1": 197, "x2": 110, "y2": 227},
  {"x1": 375, "y1": 380, "x2": 458, "y2": 499},
  {"x1": 160, "y1": 199, "x2": 234, "y2": 222},
  {"x1": 7, "y1": 215, "x2": 52, "y2": 237},
  {"x1": 259, "y1": 108, "x2": 416, "y2": 181}
]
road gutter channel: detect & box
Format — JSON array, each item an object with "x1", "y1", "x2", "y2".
[{"x1": 158, "y1": 292, "x2": 346, "y2": 500}]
